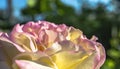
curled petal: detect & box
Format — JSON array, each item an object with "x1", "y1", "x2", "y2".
[
  {"x1": 0, "y1": 33, "x2": 21, "y2": 68},
  {"x1": 45, "y1": 30, "x2": 57, "y2": 43},
  {"x1": 14, "y1": 60, "x2": 53, "y2": 69},
  {"x1": 0, "y1": 33, "x2": 25, "y2": 52},
  {"x1": 10, "y1": 32, "x2": 38, "y2": 52},
  {"x1": 90, "y1": 36, "x2": 98, "y2": 41},
  {"x1": 56, "y1": 24, "x2": 67, "y2": 32},
  {"x1": 13, "y1": 52, "x2": 58, "y2": 69},
  {"x1": 67, "y1": 27, "x2": 82, "y2": 41},
  {"x1": 10, "y1": 24, "x2": 23, "y2": 33},
  {"x1": 22, "y1": 22, "x2": 41, "y2": 37},
  {"x1": 95, "y1": 43, "x2": 106, "y2": 68}
]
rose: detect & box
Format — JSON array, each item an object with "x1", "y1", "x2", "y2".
[{"x1": 0, "y1": 21, "x2": 105, "y2": 69}]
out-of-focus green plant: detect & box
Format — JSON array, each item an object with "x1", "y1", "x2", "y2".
[{"x1": 102, "y1": 25, "x2": 120, "y2": 69}]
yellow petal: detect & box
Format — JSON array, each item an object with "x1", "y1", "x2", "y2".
[
  {"x1": 13, "y1": 52, "x2": 58, "y2": 69},
  {"x1": 12, "y1": 33, "x2": 38, "y2": 52},
  {"x1": 52, "y1": 50, "x2": 102, "y2": 69},
  {"x1": 67, "y1": 27, "x2": 83, "y2": 44},
  {"x1": 46, "y1": 40, "x2": 85, "y2": 69}
]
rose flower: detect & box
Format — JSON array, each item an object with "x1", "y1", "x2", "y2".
[{"x1": 0, "y1": 21, "x2": 105, "y2": 69}]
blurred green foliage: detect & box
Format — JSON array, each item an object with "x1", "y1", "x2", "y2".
[{"x1": 0, "y1": 0, "x2": 120, "y2": 69}]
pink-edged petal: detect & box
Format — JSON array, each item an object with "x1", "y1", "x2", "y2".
[
  {"x1": 0, "y1": 33, "x2": 22, "y2": 68},
  {"x1": 11, "y1": 33, "x2": 38, "y2": 52},
  {"x1": 22, "y1": 21, "x2": 41, "y2": 37},
  {"x1": 0, "y1": 33, "x2": 25, "y2": 52},
  {"x1": 56, "y1": 24, "x2": 67, "y2": 32},
  {"x1": 14, "y1": 60, "x2": 53, "y2": 69},
  {"x1": 10, "y1": 24, "x2": 23, "y2": 34},
  {"x1": 22, "y1": 21, "x2": 40, "y2": 32},
  {"x1": 95, "y1": 43, "x2": 106, "y2": 69},
  {"x1": 66, "y1": 27, "x2": 83, "y2": 41},
  {"x1": 45, "y1": 30, "x2": 57, "y2": 43},
  {"x1": 13, "y1": 52, "x2": 58, "y2": 69}
]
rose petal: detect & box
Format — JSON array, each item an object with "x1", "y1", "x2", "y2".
[
  {"x1": 67, "y1": 27, "x2": 82, "y2": 41},
  {"x1": 14, "y1": 60, "x2": 53, "y2": 69},
  {"x1": 10, "y1": 33, "x2": 38, "y2": 52},
  {"x1": 0, "y1": 33, "x2": 25, "y2": 52},
  {"x1": 45, "y1": 30, "x2": 57, "y2": 43},
  {"x1": 13, "y1": 52, "x2": 58, "y2": 69},
  {"x1": 0, "y1": 33, "x2": 21, "y2": 67}
]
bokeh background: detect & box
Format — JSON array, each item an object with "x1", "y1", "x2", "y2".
[{"x1": 0, "y1": 0, "x2": 120, "y2": 69}]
